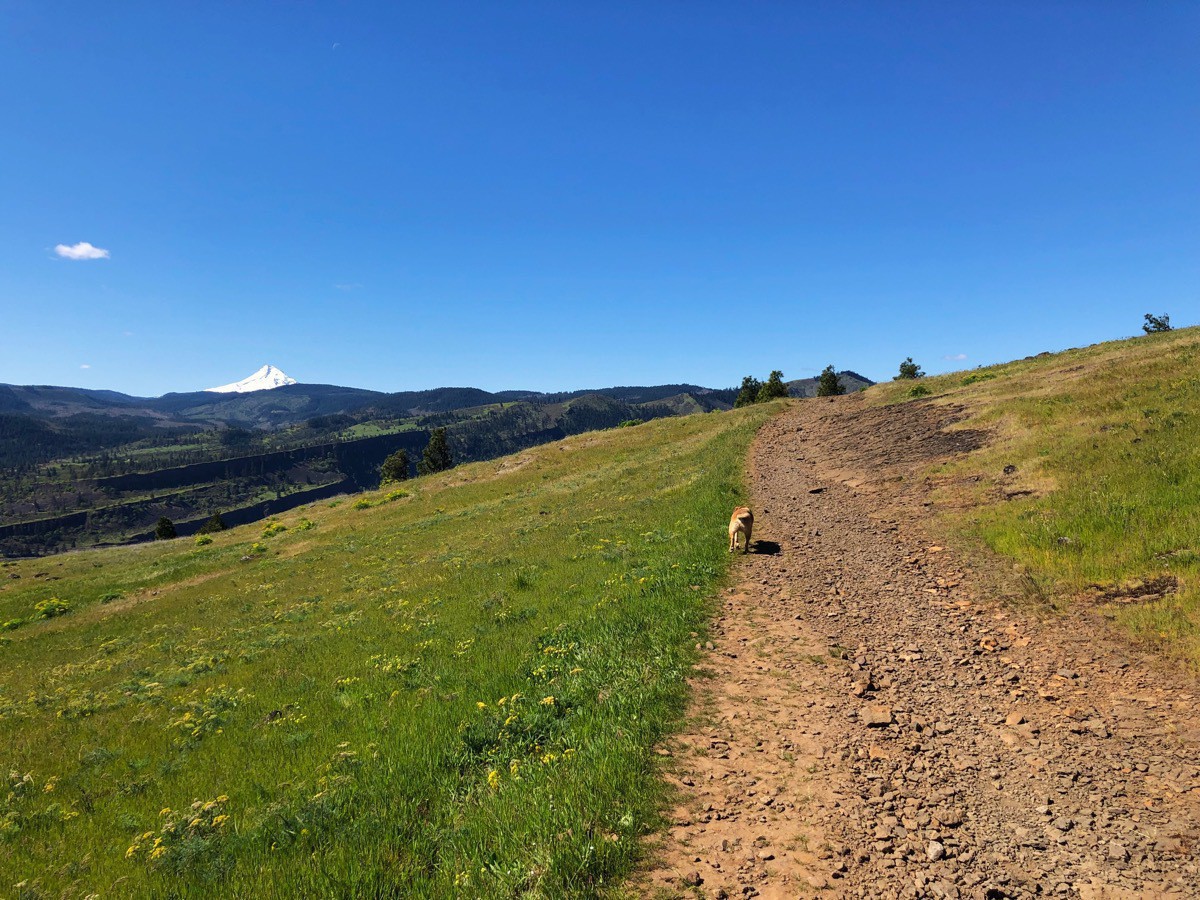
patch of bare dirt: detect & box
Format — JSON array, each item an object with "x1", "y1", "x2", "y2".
[
  {"x1": 1085, "y1": 577, "x2": 1180, "y2": 608},
  {"x1": 640, "y1": 395, "x2": 1200, "y2": 899}
]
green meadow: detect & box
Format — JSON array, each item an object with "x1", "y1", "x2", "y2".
[
  {"x1": 871, "y1": 326, "x2": 1200, "y2": 665},
  {"x1": 0, "y1": 403, "x2": 775, "y2": 899}
]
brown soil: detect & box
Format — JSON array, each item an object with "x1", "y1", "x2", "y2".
[{"x1": 640, "y1": 396, "x2": 1200, "y2": 899}]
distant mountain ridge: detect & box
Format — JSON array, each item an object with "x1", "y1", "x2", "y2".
[
  {"x1": 0, "y1": 370, "x2": 872, "y2": 556},
  {"x1": 0, "y1": 380, "x2": 747, "y2": 428}
]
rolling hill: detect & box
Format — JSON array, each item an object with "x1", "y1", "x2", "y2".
[{"x1": 0, "y1": 400, "x2": 778, "y2": 897}]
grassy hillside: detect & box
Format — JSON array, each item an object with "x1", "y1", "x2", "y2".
[
  {"x1": 869, "y1": 327, "x2": 1200, "y2": 665},
  {"x1": 0, "y1": 403, "x2": 776, "y2": 898}
]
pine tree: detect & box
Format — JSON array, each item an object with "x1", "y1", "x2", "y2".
[
  {"x1": 154, "y1": 517, "x2": 177, "y2": 540},
  {"x1": 1143, "y1": 313, "x2": 1172, "y2": 334},
  {"x1": 757, "y1": 370, "x2": 789, "y2": 401},
  {"x1": 816, "y1": 365, "x2": 844, "y2": 397},
  {"x1": 417, "y1": 428, "x2": 454, "y2": 475},
  {"x1": 380, "y1": 448, "x2": 411, "y2": 483},
  {"x1": 895, "y1": 357, "x2": 924, "y2": 380},
  {"x1": 197, "y1": 513, "x2": 227, "y2": 534},
  {"x1": 734, "y1": 376, "x2": 763, "y2": 408}
]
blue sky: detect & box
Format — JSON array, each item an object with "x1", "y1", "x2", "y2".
[{"x1": 2, "y1": 2, "x2": 1197, "y2": 396}]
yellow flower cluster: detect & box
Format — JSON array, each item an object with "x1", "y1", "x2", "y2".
[{"x1": 126, "y1": 795, "x2": 231, "y2": 866}]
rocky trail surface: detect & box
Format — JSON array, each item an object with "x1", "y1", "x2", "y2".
[{"x1": 641, "y1": 397, "x2": 1200, "y2": 899}]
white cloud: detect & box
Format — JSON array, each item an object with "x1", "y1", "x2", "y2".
[
  {"x1": 943, "y1": 353, "x2": 968, "y2": 361},
  {"x1": 80, "y1": 364, "x2": 91, "y2": 369},
  {"x1": 55, "y1": 241, "x2": 110, "y2": 260}
]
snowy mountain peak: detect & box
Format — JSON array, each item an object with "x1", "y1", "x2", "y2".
[{"x1": 205, "y1": 365, "x2": 298, "y2": 394}]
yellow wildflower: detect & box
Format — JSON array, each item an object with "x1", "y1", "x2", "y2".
[{"x1": 540, "y1": 696, "x2": 555, "y2": 706}]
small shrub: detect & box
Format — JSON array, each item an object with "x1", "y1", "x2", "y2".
[
  {"x1": 909, "y1": 384, "x2": 931, "y2": 398},
  {"x1": 249, "y1": 542, "x2": 268, "y2": 555},
  {"x1": 125, "y1": 794, "x2": 232, "y2": 876},
  {"x1": 34, "y1": 597, "x2": 71, "y2": 619},
  {"x1": 733, "y1": 375, "x2": 763, "y2": 408},
  {"x1": 617, "y1": 419, "x2": 643, "y2": 428},
  {"x1": 961, "y1": 372, "x2": 997, "y2": 386},
  {"x1": 168, "y1": 686, "x2": 248, "y2": 747},
  {"x1": 2, "y1": 618, "x2": 25, "y2": 632},
  {"x1": 154, "y1": 517, "x2": 177, "y2": 540},
  {"x1": 295, "y1": 518, "x2": 315, "y2": 531},
  {"x1": 261, "y1": 520, "x2": 288, "y2": 538},
  {"x1": 352, "y1": 498, "x2": 372, "y2": 510},
  {"x1": 196, "y1": 513, "x2": 227, "y2": 535},
  {"x1": 1143, "y1": 312, "x2": 1172, "y2": 334},
  {"x1": 379, "y1": 449, "x2": 411, "y2": 484},
  {"x1": 99, "y1": 591, "x2": 123, "y2": 604},
  {"x1": 195, "y1": 535, "x2": 214, "y2": 546},
  {"x1": 816, "y1": 365, "x2": 844, "y2": 396},
  {"x1": 756, "y1": 370, "x2": 789, "y2": 402},
  {"x1": 384, "y1": 490, "x2": 409, "y2": 503},
  {"x1": 417, "y1": 427, "x2": 454, "y2": 475}
]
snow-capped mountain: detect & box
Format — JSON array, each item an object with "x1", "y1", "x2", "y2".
[{"x1": 205, "y1": 365, "x2": 298, "y2": 394}]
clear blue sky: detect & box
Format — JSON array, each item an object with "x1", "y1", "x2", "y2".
[{"x1": 2, "y1": 2, "x2": 1197, "y2": 396}]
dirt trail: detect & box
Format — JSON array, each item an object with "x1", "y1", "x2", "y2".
[{"x1": 642, "y1": 396, "x2": 1200, "y2": 899}]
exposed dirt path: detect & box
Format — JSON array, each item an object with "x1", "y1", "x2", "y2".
[{"x1": 641, "y1": 396, "x2": 1200, "y2": 899}]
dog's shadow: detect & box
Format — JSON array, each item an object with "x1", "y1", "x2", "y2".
[{"x1": 752, "y1": 540, "x2": 781, "y2": 556}]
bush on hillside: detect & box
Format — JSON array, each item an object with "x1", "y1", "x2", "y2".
[
  {"x1": 34, "y1": 597, "x2": 70, "y2": 619},
  {"x1": 418, "y1": 427, "x2": 454, "y2": 475},
  {"x1": 816, "y1": 365, "x2": 844, "y2": 397},
  {"x1": 197, "y1": 513, "x2": 227, "y2": 535},
  {"x1": 756, "y1": 370, "x2": 789, "y2": 402},
  {"x1": 380, "y1": 449, "x2": 411, "y2": 484},
  {"x1": 733, "y1": 376, "x2": 763, "y2": 408},
  {"x1": 155, "y1": 517, "x2": 177, "y2": 540},
  {"x1": 895, "y1": 357, "x2": 925, "y2": 379},
  {"x1": 1143, "y1": 313, "x2": 1172, "y2": 334}
]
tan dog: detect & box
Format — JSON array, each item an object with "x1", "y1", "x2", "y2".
[{"x1": 728, "y1": 506, "x2": 754, "y2": 554}]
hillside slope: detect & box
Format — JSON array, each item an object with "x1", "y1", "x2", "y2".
[
  {"x1": 870, "y1": 326, "x2": 1200, "y2": 663},
  {"x1": 0, "y1": 403, "x2": 776, "y2": 898},
  {"x1": 645, "y1": 395, "x2": 1200, "y2": 898}
]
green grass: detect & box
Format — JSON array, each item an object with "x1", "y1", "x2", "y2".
[
  {"x1": 0, "y1": 403, "x2": 775, "y2": 898},
  {"x1": 870, "y1": 327, "x2": 1200, "y2": 662}
]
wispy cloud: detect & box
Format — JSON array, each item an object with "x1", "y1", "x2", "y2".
[
  {"x1": 333, "y1": 282, "x2": 361, "y2": 291},
  {"x1": 943, "y1": 353, "x2": 968, "y2": 361},
  {"x1": 55, "y1": 241, "x2": 110, "y2": 260},
  {"x1": 80, "y1": 364, "x2": 91, "y2": 369}
]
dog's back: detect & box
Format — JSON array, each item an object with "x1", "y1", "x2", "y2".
[{"x1": 728, "y1": 506, "x2": 753, "y2": 553}]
